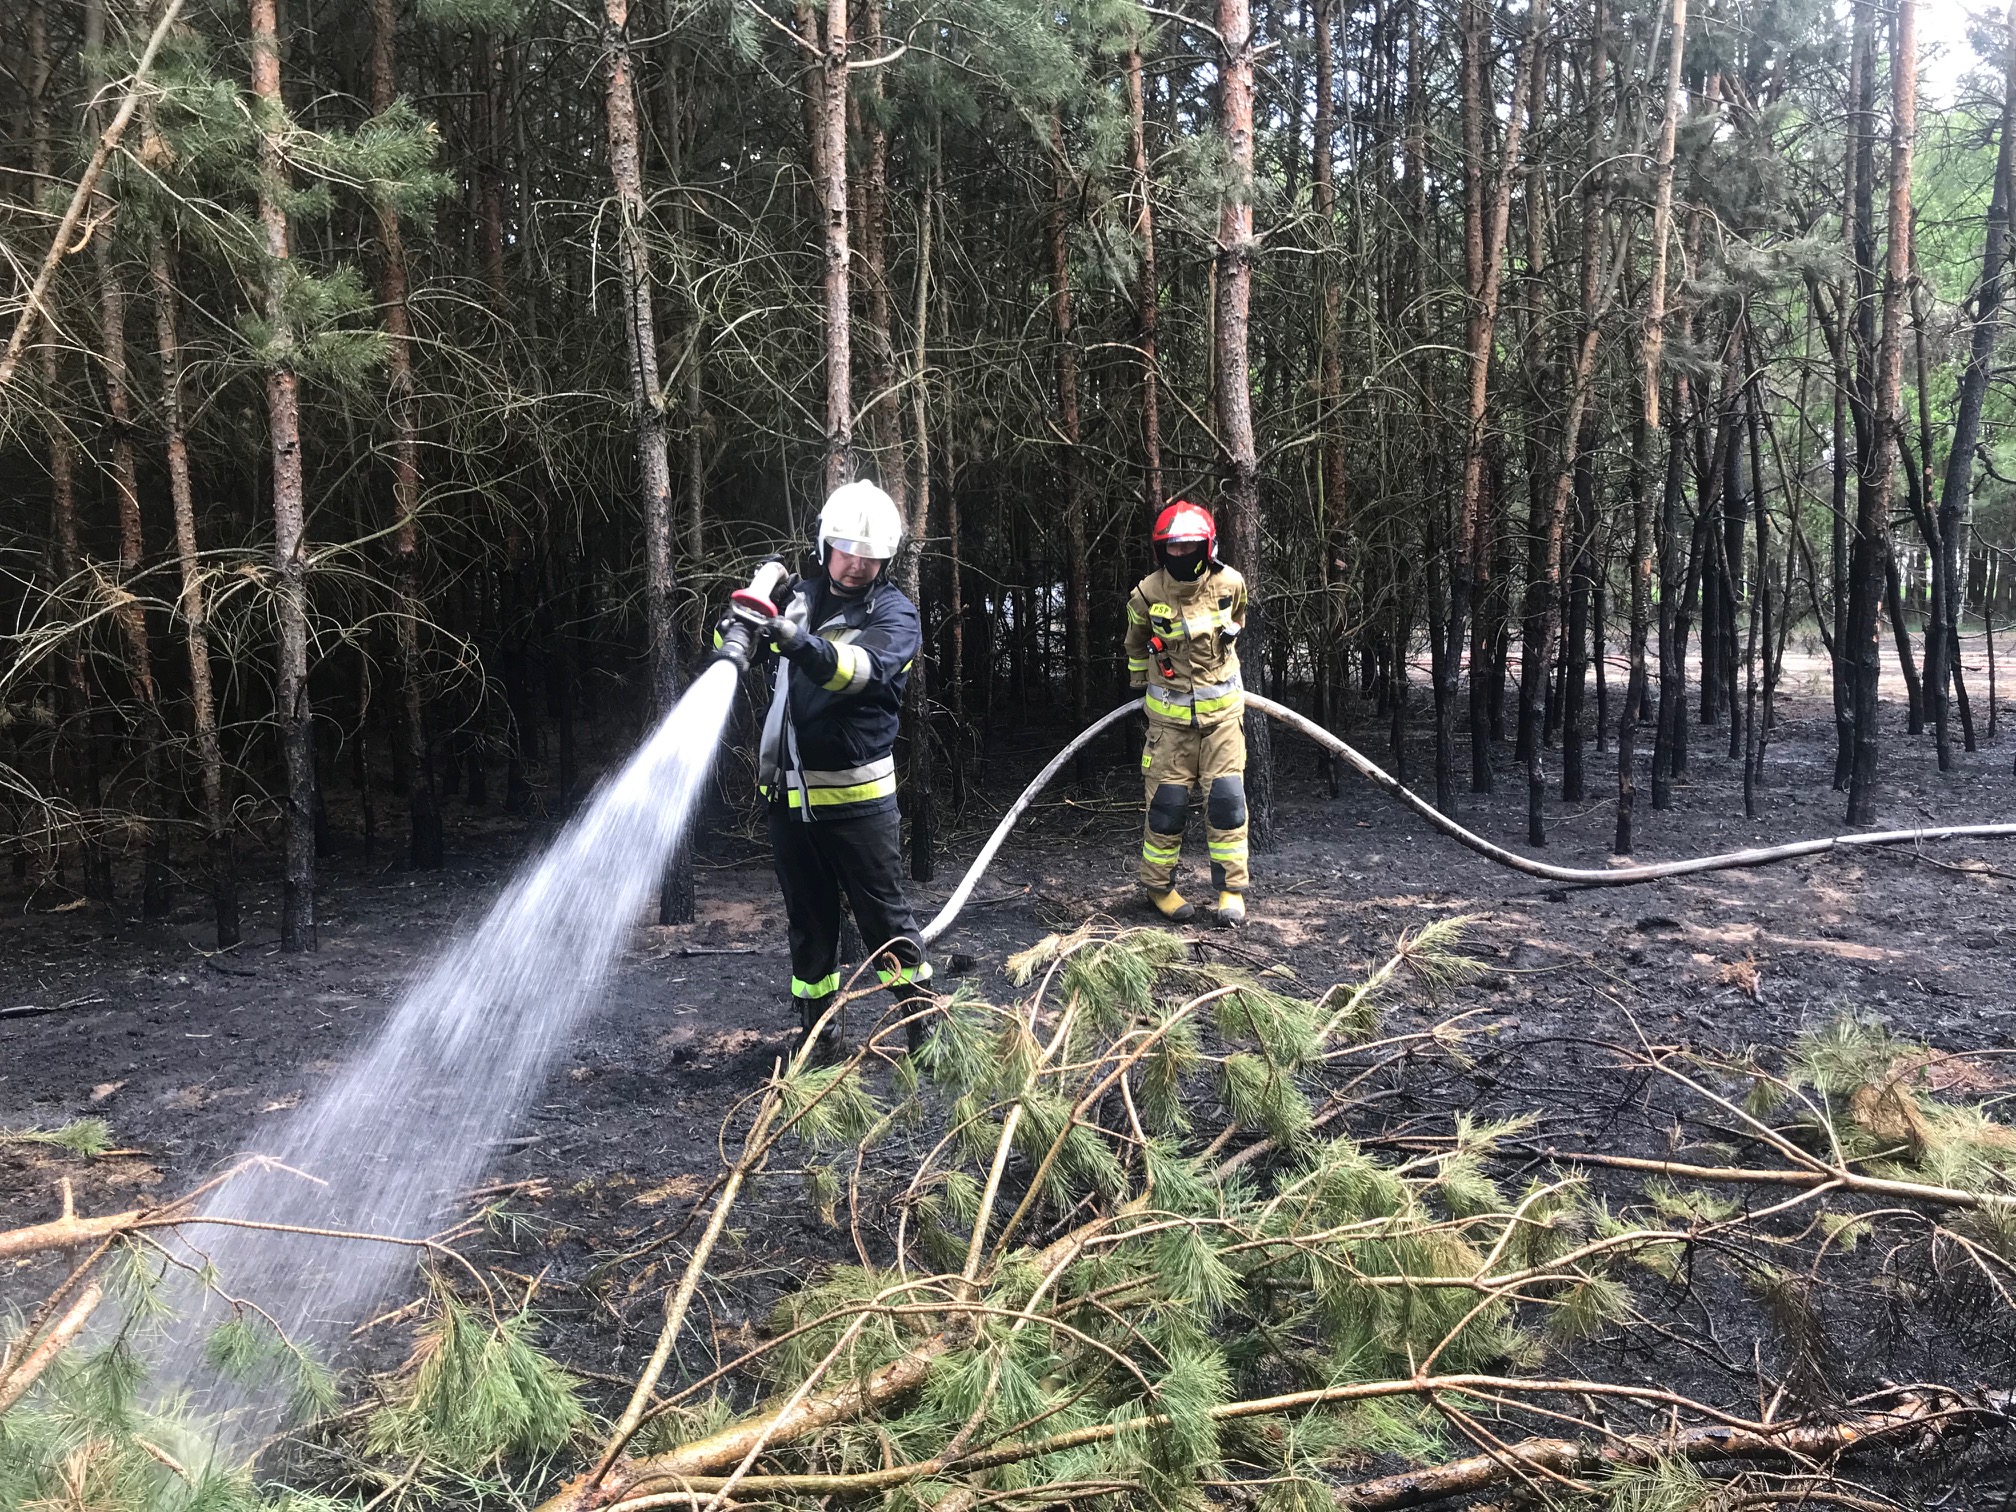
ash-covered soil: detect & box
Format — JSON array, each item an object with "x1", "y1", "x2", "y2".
[{"x1": 6, "y1": 675, "x2": 2016, "y2": 1499}]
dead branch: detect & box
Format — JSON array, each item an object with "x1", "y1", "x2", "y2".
[
  {"x1": 0, "y1": 1281, "x2": 102, "y2": 1416},
  {"x1": 1331, "y1": 1388, "x2": 2016, "y2": 1511}
]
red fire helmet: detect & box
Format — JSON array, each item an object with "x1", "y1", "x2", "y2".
[{"x1": 1152, "y1": 500, "x2": 1220, "y2": 565}]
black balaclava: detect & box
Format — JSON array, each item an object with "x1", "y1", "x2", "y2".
[{"x1": 1162, "y1": 546, "x2": 1208, "y2": 583}]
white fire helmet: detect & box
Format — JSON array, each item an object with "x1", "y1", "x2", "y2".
[{"x1": 817, "y1": 480, "x2": 904, "y2": 565}]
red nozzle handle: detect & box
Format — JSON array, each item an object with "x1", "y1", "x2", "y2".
[{"x1": 729, "y1": 588, "x2": 779, "y2": 620}]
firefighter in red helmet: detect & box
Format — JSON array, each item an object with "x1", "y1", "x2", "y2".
[{"x1": 1124, "y1": 502, "x2": 1250, "y2": 926}]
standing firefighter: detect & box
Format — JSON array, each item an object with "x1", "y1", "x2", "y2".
[
  {"x1": 1125, "y1": 501, "x2": 1251, "y2": 926},
  {"x1": 736, "y1": 482, "x2": 934, "y2": 1052}
]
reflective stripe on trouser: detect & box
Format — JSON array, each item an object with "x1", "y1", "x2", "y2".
[
  {"x1": 769, "y1": 804, "x2": 932, "y2": 1002},
  {"x1": 1137, "y1": 716, "x2": 1250, "y2": 892}
]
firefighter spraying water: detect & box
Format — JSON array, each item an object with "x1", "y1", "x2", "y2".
[{"x1": 713, "y1": 483, "x2": 934, "y2": 1055}]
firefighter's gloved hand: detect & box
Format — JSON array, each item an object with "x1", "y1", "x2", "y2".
[{"x1": 765, "y1": 616, "x2": 832, "y2": 674}]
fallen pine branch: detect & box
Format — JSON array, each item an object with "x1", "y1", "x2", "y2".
[
  {"x1": 1330, "y1": 1387, "x2": 2016, "y2": 1510},
  {"x1": 0, "y1": 1282, "x2": 102, "y2": 1416},
  {"x1": 578, "y1": 1375, "x2": 1989, "y2": 1512}
]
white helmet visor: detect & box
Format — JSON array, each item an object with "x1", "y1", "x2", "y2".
[{"x1": 825, "y1": 536, "x2": 893, "y2": 561}]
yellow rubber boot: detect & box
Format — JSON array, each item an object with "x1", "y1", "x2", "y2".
[
  {"x1": 1147, "y1": 888, "x2": 1196, "y2": 923},
  {"x1": 1214, "y1": 891, "x2": 1246, "y2": 927}
]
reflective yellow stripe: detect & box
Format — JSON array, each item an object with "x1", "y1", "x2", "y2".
[
  {"x1": 876, "y1": 961, "x2": 934, "y2": 987},
  {"x1": 1193, "y1": 690, "x2": 1244, "y2": 718},
  {"x1": 1145, "y1": 690, "x2": 1193, "y2": 722},
  {"x1": 1207, "y1": 841, "x2": 1246, "y2": 859},
  {"x1": 792, "y1": 972, "x2": 841, "y2": 999},
  {"x1": 822, "y1": 642, "x2": 872, "y2": 693},
  {"x1": 1127, "y1": 656, "x2": 1151, "y2": 674},
  {"x1": 1127, "y1": 601, "x2": 1150, "y2": 624},
  {"x1": 785, "y1": 772, "x2": 900, "y2": 808},
  {"x1": 1142, "y1": 839, "x2": 1183, "y2": 862}
]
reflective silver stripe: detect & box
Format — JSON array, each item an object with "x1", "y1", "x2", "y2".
[
  {"x1": 798, "y1": 755, "x2": 895, "y2": 787},
  {"x1": 1192, "y1": 674, "x2": 1242, "y2": 701}
]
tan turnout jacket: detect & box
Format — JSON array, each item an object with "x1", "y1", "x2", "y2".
[{"x1": 1125, "y1": 564, "x2": 1248, "y2": 729}]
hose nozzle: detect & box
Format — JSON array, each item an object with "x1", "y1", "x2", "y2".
[{"x1": 711, "y1": 559, "x2": 792, "y2": 672}]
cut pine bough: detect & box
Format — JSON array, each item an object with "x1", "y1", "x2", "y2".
[{"x1": 920, "y1": 695, "x2": 2016, "y2": 942}]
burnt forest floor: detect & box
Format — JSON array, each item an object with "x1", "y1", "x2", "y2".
[{"x1": 6, "y1": 669, "x2": 2016, "y2": 1503}]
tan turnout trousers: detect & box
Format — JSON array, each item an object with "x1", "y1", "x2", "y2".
[{"x1": 1139, "y1": 717, "x2": 1250, "y2": 892}]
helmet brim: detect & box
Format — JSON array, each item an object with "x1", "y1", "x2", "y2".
[{"x1": 825, "y1": 537, "x2": 894, "y2": 561}]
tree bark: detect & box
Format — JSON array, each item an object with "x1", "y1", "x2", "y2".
[
  {"x1": 1617, "y1": 0, "x2": 1686, "y2": 853},
  {"x1": 150, "y1": 238, "x2": 240, "y2": 948},
  {"x1": 249, "y1": 0, "x2": 316, "y2": 951},
  {"x1": 1847, "y1": 0, "x2": 1915, "y2": 823},
  {"x1": 1454, "y1": 0, "x2": 1542, "y2": 802},
  {"x1": 906, "y1": 168, "x2": 935, "y2": 883},
  {"x1": 1216, "y1": 0, "x2": 1271, "y2": 847},
  {"x1": 1934, "y1": 0, "x2": 2016, "y2": 759},
  {"x1": 370, "y1": 0, "x2": 442, "y2": 871},
  {"x1": 818, "y1": 0, "x2": 852, "y2": 494},
  {"x1": 601, "y1": 0, "x2": 693, "y2": 921},
  {"x1": 1521, "y1": 0, "x2": 1606, "y2": 847},
  {"x1": 1313, "y1": 0, "x2": 1345, "y2": 794},
  {"x1": 1126, "y1": 42, "x2": 1162, "y2": 518},
  {"x1": 1047, "y1": 114, "x2": 1089, "y2": 738}
]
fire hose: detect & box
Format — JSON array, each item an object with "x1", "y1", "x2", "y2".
[
  {"x1": 705, "y1": 562, "x2": 2016, "y2": 947},
  {"x1": 917, "y1": 694, "x2": 2016, "y2": 945}
]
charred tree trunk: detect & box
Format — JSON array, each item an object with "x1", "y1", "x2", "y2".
[
  {"x1": 1847, "y1": 0, "x2": 1916, "y2": 823},
  {"x1": 1521, "y1": 2, "x2": 1605, "y2": 847},
  {"x1": 1454, "y1": 0, "x2": 1541, "y2": 802},
  {"x1": 1934, "y1": 0, "x2": 2016, "y2": 760}
]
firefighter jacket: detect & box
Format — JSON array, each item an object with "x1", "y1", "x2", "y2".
[
  {"x1": 756, "y1": 572, "x2": 919, "y2": 820},
  {"x1": 1125, "y1": 564, "x2": 1248, "y2": 729}
]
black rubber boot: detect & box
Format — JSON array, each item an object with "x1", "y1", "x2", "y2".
[
  {"x1": 893, "y1": 987, "x2": 936, "y2": 1055},
  {"x1": 797, "y1": 993, "x2": 839, "y2": 1058}
]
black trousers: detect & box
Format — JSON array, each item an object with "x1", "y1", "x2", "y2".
[{"x1": 767, "y1": 806, "x2": 931, "y2": 1000}]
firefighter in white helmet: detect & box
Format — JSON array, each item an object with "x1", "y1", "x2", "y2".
[{"x1": 739, "y1": 482, "x2": 934, "y2": 1052}]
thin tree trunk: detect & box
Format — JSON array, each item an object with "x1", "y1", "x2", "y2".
[
  {"x1": 1313, "y1": 0, "x2": 1345, "y2": 795},
  {"x1": 94, "y1": 208, "x2": 170, "y2": 917},
  {"x1": 818, "y1": 0, "x2": 852, "y2": 493},
  {"x1": 150, "y1": 238, "x2": 239, "y2": 947},
  {"x1": 602, "y1": 0, "x2": 693, "y2": 922},
  {"x1": 1935, "y1": 0, "x2": 2016, "y2": 757},
  {"x1": 1847, "y1": 0, "x2": 1916, "y2": 823},
  {"x1": 1618, "y1": 0, "x2": 1686, "y2": 853},
  {"x1": 1522, "y1": 0, "x2": 1606, "y2": 846},
  {"x1": 1454, "y1": 0, "x2": 1544, "y2": 801},
  {"x1": 25, "y1": 1, "x2": 107, "y2": 901},
  {"x1": 1127, "y1": 42, "x2": 1162, "y2": 517},
  {"x1": 1047, "y1": 114, "x2": 1089, "y2": 741},
  {"x1": 906, "y1": 168, "x2": 935, "y2": 883},
  {"x1": 371, "y1": 0, "x2": 441, "y2": 870},
  {"x1": 251, "y1": 0, "x2": 316, "y2": 951},
  {"x1": 1216, "y1": 0, "x2": 1271, "y2": 848}
]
